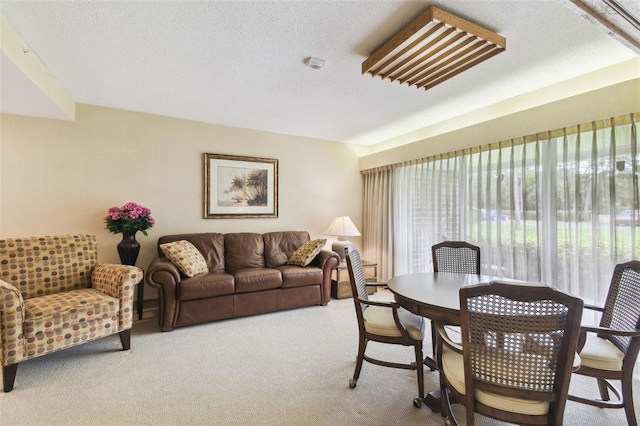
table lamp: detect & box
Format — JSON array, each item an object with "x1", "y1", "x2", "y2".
[{"x1": 326, "y1": 216, "x2": 361, "y2": 261}]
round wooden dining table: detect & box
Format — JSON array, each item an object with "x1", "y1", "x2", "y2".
[
  {"x1": 387, "y1": 272, "x2": 503, "y2": 411},
  {"x1": 387, "y1": 272, "x2": 502, "y2": 324}
]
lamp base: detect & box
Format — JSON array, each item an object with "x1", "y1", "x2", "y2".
[{"x1": 332, "y1": 240, "x2": 353, "y2": 262}]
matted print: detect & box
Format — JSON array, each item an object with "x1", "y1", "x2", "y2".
[{"x1": 204, "y1": 153, "x2": 278, "y2": 218}]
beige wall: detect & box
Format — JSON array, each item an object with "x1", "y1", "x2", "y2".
[
  {"x1": 0, "y1": 104, "x2": 362, "y2": 299},
  {"x1": 360, "y1": 78, "x2": 640, "y2": 170}
]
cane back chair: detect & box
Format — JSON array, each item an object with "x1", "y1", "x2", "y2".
[
  {"x1": 432, "y1": 241, "x2": 481, "y2": 275},
  {"x1": 345, "y1": 246, "x2": 426, "y2": 408},
  {"x1": 429, "y1": 241, "x2": 481, "y2": 368},
  {"x1": 568, "y1": 260, "x2": 640, "y2": 426},
  {"x1": 436, "y1": 281, "x2": 583, "y2": 426}
]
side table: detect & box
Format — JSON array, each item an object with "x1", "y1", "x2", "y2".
[{"x1": 331, "y1": 261, "x2": 378, "y2": 299}]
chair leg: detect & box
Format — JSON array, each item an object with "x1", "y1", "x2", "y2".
[
  {"x1": 440, "y1": 377, "x2": 459, "y2": 425},
  {"x1": 415, "y1": 342, "x2": 425, "y2": 399},
  {"x1": 425, "y1": 322, "x2": 437, "y2": 371},
  {"x1": 413, "y1": 341, "x2": 425, "y2": 408},
  {"x1": 119, "y1": 329, "x2": 131, "y2": 350},
  {"x1": 431, "y1": 322, "x2": 436, "y2": 359},
  {"x1": 3, "y1": 363, "x2": 18, "y2": 392},
  {"x1": 597, "y1": 378, "x2": 611, "y2": 401},
  {"x1": 622, "y1": 377, "x2": 638, "y2": 426},
  {"x1": 350, "y1": 337, "x2": 367, "y2": 388}
]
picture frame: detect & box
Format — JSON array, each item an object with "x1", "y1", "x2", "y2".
[{"x1": 204, "y1": 153, "x2": 278, "y2": 219}]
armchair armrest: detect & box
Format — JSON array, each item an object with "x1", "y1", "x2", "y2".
[
  {"x1": 92, "y1": 264, "x2": 143, "y2": 330},
  {"x1": 434, "y1": 321, "x2": 463, "y2": 354},
  {"x1": 577, "y1": 303, "x2": 640, "y2": 350},
  {"x1": 584, "y1": 303, "x2": 605, "y2": 312},
  {"x1": 365, "y1": 280, "x2": 387, "y2": 288},
  {"x1": 577, "y1": 323, "x2": 640, "y2": 352},
  {"x1": 0, "y1": 279, "x2": 26, "y2": 365},
  {"x1": 92, "y1": 264, "x2": 143, "y2": 298},
  {"x1": 354, "y1": 296, "x2": 400, "y2": 310},
  {"x1": 580, "y1": 324, "x2": 640, "y2": 337},
  {"x1": 353, "y1": 296, "x2": 412, "y2": 341}
]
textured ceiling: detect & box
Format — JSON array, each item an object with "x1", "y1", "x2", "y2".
[{"x1": 0, "y1": 0, "x2": 637, "y2": 147}]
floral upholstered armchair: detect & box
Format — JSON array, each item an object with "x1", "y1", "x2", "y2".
[{"x1": 0, "y1": 234, "x2": 142, "y2": 392}]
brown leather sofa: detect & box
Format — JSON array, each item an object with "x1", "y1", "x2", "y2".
[{"x1": 146, "y1": 231, "x2": 340, "y2": 331}]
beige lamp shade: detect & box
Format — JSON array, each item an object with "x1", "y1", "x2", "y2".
[
  {"x1": 326, "y1": 216, "x2": 361, "y2": 260},
  {"x1": 326, "y1": 216, "x2": 361, "y2": 239}
]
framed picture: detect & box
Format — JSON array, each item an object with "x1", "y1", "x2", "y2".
[{"x1": 204, "y1": 153, "x2": 278, "y2": 218}]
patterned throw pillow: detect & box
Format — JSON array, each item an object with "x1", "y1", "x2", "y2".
[
  {"x1": 288, "y1": 239, "x2": 327, "y2": 266},
  {"x1": 160, "y1": 240, "x2": 208, "y2": 277}
]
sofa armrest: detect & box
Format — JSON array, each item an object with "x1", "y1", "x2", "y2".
[
  {"x1": 312, "y1": 250, "x2": 340, "y2": 305},
  {"x1": 0, "y1": 279, "x2": 26, "y2": 366},
  {"x1": 91, "y1": 264, "x2": 143, "y2": 330},
  {"x1": 312, "y1": 249, "x2": 340, "y2": 270},
  {"x1": 145, "y1": 257, "x2": 182, "y2": 331}
]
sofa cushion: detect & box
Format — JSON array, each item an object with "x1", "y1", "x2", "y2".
[
  {"x1": 288, "y1": 239, "x2": 326, "y2": 266},
  {"x1": 158, "y1": 233, "x2": 225, "y2": 273},
  {"x1": 160, "y1": 240, "x2": 208, "y2": 277},
  {"x1": 23, "y1": 288, "x2": 119, "y2": 338},
  {"x1": 225, "y1": 233, "x2": 265, "y2": 271},
  {"x1": 263, "y1": 231, "x2": 311, "y2": 267},
  {"x1": 276, "y1": 265, "x2": 323, "y2": 288},
  {"x1": 179, "y1": 272, "x2": 235, "y2": 301},
  {"x1": 232, "y1": 268, "x2": 282, "y2": 293}
]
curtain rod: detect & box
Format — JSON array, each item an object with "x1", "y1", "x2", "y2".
[{"x1": 361, "y1": 112, "x2": 637, "y2": 175}]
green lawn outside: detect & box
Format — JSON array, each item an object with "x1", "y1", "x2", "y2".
[{"x1": 469, "y1": 221, "x2": 640, "y2": 258}]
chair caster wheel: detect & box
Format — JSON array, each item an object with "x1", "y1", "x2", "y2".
[
  {"x1": 413, "y1": 397, "x2": 423, "y2": 408},
  {"x1": 349, "y1": 378, "x2": 357, "y2": 388}
]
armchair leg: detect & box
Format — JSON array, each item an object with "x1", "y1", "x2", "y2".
[
  {"x1": 415, "y1": 341, "x2": 425, "y2": 399},
  {"x1": 622, "y1": 379, "x2": 638, "y2": 426},
  {"x1": 119, "y1": 329, "x2": 131, "y2": 350},
  {"x1": 597, "y1": 378, "x2": 611, "y2": 401},
  {"x1": 3, "y1": 363, "x2": 18, "y2": 392}
]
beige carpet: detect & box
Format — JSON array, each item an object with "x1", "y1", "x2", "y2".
[{"x1": 0, "y1": 289, "x2": 637, "y2": 425}]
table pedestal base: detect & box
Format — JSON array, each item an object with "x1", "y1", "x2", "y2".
[
  {"x1": 424, "y1": 356, "x2": 438, "y2": 371},
  {"x1": 425, "y1": 389, "x2": 443, "y2": 412},
  {"x1": 422, "y1": 357, "x2": 456, "y2": 412},
  {"x1": 424, "y1": 389, "x2": 458, "y2": 412}
]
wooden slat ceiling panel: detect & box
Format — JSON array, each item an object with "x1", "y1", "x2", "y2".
[{"x1": 363, "y1": 6, "x2": 506, "y2": 91}]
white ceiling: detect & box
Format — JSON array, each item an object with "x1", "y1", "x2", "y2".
[{"x1": 0, "y1": 0, "x2": 638, "y2": 147}]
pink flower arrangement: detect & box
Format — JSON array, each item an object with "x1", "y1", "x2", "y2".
[{"x1": 104, "y1": 202, "x2": 155, "y2": 235}]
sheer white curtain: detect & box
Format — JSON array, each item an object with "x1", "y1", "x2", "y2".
[
  {"x1": 364, "y1": 113, "x2": 639, "y2": 305},
  {"x1": 365, "y1": 113, "x2": 638, "y2": 369}
]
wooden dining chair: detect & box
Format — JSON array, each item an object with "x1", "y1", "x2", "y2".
[
  {"x1": 436, "y1": 280, "x2": 583, "y2": 426},
  {"x1": 568, "y1": 260, "x2": 640, "y2": 426},
  {"x1": 432, "y1": 241, "x2": 481, "y2": 274},
  {"x1": 428, "y1": 241, "x2": 481, "y2": 368},
  {"x1": 345, "y1": 246, "x2": 426, "y2": 408}
]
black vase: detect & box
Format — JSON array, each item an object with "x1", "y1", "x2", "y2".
[{"x1": 117, "y1": 230, "x2": 140, "y2": 266}]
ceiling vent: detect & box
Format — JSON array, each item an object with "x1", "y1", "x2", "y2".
[{"x1": 305, "y1": 57, "x2": 326, "y2": 70}]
